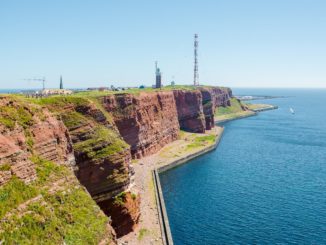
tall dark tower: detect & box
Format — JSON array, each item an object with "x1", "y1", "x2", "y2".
[
  {"x1": 60, "y1": 76, "x2": 63, "y2": 89},
  {"x1": 155, "y1": 61, "x2": 162, "y2": 89},
  {"x1": 194, "y1": 34, "x2": 199, "y2": 86}
]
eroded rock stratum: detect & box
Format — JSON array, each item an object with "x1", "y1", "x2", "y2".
[{"x1": 0, "y1": 86, "x2": 234, "y2": 243}]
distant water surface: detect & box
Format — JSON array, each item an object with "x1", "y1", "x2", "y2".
[{"x1": 160, "y1": 89, "x2": 326, "y2": 244}]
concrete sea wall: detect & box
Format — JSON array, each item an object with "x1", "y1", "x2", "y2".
[{"x1": 152, "y1": 128, "x2": 225, "y2": 245}]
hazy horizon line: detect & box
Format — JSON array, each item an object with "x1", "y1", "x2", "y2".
[{"x1": 1, "y1": 86, "x2": 326, "y2": 90}]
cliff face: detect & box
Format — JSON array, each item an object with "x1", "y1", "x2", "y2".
[
  {"x1": 172, "y1": 88, "x2": 232, "y2": 132},
  {"x1": 173, "y1": 90, "x2": 206, "y2": 133},
  {"x1": 40, "y1": 97, "x2": 140, "y2": 238},
  {"x1": 0, "y1": 97, "x2": 74, "y2": 186},
  {"x1": 0, "y1": 97, "x2": 116, "y2": 244},
  {"x1": 102, "y1": 92, "x2": 180, "y2": 159},
  {"x1": 102, "y1": 88, "x2": 232, "y2": 155},
  {"x1": 98, "y1": 192, "x2": 140, "y2": 237},
  {"x1": 199, "y1": 87, "x2": 233, "y2": 130},
  {"x1": 0, "y1": 86, "x2": 233, "y2": 242},
  {"x1": 42, "y1": 97, "x2": 133, "y2": 202}
]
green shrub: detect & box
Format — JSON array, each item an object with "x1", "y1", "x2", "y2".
[
  {"x1": 0, "y1": 163, "x2": 11, "y2": 171},
  {"x1": 131, "y1": 193, "x2": 137, "y2": 200},
  {"x1": 138, "y1": 228, "x2": 150, "y2": 240},
  {"x1": 113, "y1": 192, "x2": 127, "y2": 206}
]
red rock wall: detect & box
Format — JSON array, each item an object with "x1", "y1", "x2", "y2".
[
  {"x1": 0, "y1": 126, "x2": 36, "y2": 185},
  {"x1": 173, "y1": 90, "x2": 206, "y2": 133},
  {"x1": 199, "y1": 89, "x2": 215, "y2": 130},
  {"x1": 199, "y1": 87, "x2": 232, "y2": 129},
  {"x1": 98, "y1": 192, "x2": 140, "y2": 238},
  {"x1": 0, "y1": 98, "x2": 74, "y2": 186},
  {"x1": 102, "y1": 92, "x2": 180, "y2": 159},
  {"x1": 31, "y1": 110, "x2": 75, "y2": 165},
  {"x1": 58, "y1": 100, "x2": 133, "y2": 202}
]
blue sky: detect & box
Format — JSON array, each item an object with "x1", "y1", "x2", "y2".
[{"x1": 1, "y1": 0, "x2": 326, "y2": 89}]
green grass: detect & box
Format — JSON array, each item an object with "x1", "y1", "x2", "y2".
[
  {"x1": 47, "y1": 85, "x2": 224, "y2": 98},
  {"x1": 0, "y1": 96, "x2": 113, "y2": 244},
  {"x1": 73, "y1": 126, "x2": 128, "y2": 160},
  {"x1": 245, "y1": 103, "x2": 273, "y2": 110},
  {"x1": 26, "y1": 136, "x2": 34, "y2": 150},
  {"x1": 0, "y1": 177, "x2": 38, "y2": 219},
  {"x1": 61, "y1": 111, "x2": 87, "y2": 129},
  {"x1": 0, "y1": 104, "x2": 34, "y2": 129},
  {"x1": 0, "y1": 163, "x2": 11, "y2": 171},
  {"x1": 113, "y1": 191, "x2": 127, "y2": 206},
  {"x1": 0, "y1": 156, "x2": 69, "y2": 220},
  {"x1": 178, "y1": 130, "x2": 186, "y2": 139},
  {"x1": 215, "y1": 98, "x2": 244, "y2": 116},
  {"x1": 0, "y1": 187, "x2": 108, "y2": 244},
  {"x1": 186, "y1": 135, "x2": 216, "y2": 150},
  {"x1": 0, "y1": 157, "x2": 110, "y2": 244},
  {"x1": 138, "y1": 228, "x2": 150, "y2": 241},
  {"x1": 31, "y1": 156, "x2": 67, "y2": 185},
  {"x1": 29, "y1": 96, "x2": 89, "y2": 108}
]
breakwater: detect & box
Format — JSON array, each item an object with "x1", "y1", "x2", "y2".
[{"x1": 251, "y1": 105, "x2": 278, "y2": 112}]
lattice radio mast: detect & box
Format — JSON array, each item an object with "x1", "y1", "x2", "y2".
[{"x1": 194, "y1": 34, "x2": 199, "y2": 86}]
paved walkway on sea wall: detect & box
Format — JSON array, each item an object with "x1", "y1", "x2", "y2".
[{"x1": 117, "y1": 127, "x2": 223, "y2": 245}]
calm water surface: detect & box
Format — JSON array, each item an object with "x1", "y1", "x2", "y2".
[{"x1": 160, "y1": 89, "x2": 326, "y2": 244}]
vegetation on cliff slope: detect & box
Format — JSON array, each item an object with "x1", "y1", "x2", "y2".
[
  {"x1": 0, "y1": 157, "x2": 110, "y2": 244},
  {"x1": 215, "y1": 98, "x2": 255, "y2": 121},
  {"x1": 215, "y1": 98, "x2": 245, "y2": 115},
  {"x1": 0, "y1": 98, "x2": 114, "y2": 244},
  {"x1": 0, "y1": 98, "x2": 43, "y2": 129},
  {"x1": 28, "y1": 96, "x2": 129, "y2": 161},
  {"x1": 73, "y1": 125, "x2": 128, "y2": 160}
]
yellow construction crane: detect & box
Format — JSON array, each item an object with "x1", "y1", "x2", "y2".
[{"x1": 24, "y1": 77, "x2": 46, "y2": 90}]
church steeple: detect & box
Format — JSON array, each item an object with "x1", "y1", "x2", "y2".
[{"x1": 60, "y1": 76, "x2": 63, "y2": 89}]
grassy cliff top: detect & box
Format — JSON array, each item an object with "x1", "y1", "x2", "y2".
[
  {"x1": 73, "y1": 85, "x2": 229, "y2": 97},
  {"x1": 2, "y1": 85, "x2": 229, "y2": 100}
]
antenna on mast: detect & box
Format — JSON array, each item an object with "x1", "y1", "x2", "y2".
[{"x1": 194, "y1": 34, "x2": 199, "y2": 86}]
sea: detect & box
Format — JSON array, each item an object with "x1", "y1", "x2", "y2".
[{"x1": 160, "y1": 88, "x2": 326, "y2": 244}]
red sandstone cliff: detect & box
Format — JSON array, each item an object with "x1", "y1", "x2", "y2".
[
  {"x1": 199, "y1": 87, "x2": 233, "y2": 130},
  {"x1": 46, "y1": 98, "x2": 133, "y2": 202},
  {"x1": 0, "y1": 86, "x2": 233, "y2": 242},
  {"x1": 0, "y1": 97, "x2": 74, "y2": 186},
  {"x1": 173, "y1": 90, "x2": 206, "y2": 133},
  {"x1": 0, "y1": 97, "x2": 116, "y2": 244},
  {"x1": 98, "y1": 192, "x2": 140, "y2": 237},
  {"x1": 46, "y1": 98, "x2": 140, "y2": 238},
  {"x1": 102, "y1": 92, "x2": 180, "y2": 159}
]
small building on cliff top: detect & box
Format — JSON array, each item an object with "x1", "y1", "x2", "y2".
[{"x1": 41, "y1": 89, "x2": 73, "y2": 95}]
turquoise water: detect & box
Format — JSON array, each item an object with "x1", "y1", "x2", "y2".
[{"x1": 160, "y1": 89, "x2": 326, "y2": 244}]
